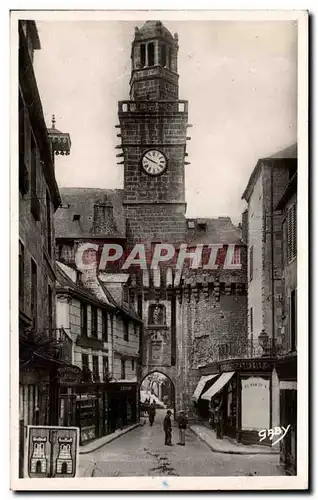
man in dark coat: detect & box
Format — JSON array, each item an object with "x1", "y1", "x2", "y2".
[
  {"x1": 177, "y1": 410, "x2": 188, "y2": 446},
  {"x1": 148, "y1": 402, "x2": 156, "y2": 426},
  {"x1": 163, "y1": 410, "x2": 173, "y2": 445}
]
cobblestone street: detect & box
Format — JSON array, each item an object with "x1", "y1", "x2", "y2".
[{"x1": 79, "y1": 413, "x2": 284, "y2": 477}]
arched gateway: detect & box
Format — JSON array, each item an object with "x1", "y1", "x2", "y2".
[{"x1": 139, "y1": 370, "x2": 176, "y2": 418}]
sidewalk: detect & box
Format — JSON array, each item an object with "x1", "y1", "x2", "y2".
[
  {"x1": 79, "y1": 423, "x2": 140, "y2": 455},
  {"x1": 190, "y1": 425, "x2": 279, "y2": 455}
]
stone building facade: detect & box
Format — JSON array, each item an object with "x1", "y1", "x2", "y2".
[
  {"x1": 54, "y1": 21, "x2": 247, "y2": 417},
  {"x1": 18, "y1": 20, "x2": 71, "y2": 475}
]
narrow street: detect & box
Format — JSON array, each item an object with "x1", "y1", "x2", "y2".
[{"x1": 80, "y1": 410, "x2": 283, "y2": 477}]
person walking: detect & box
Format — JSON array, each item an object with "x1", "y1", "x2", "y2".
[
  {"x1": 177, "y1": 410, "x2": 188, "y2": 446},
  {"x1": 163, "y1": 410, "x2": 173, "y2": 445},
  {"x1": 148, "y1": 402, "x2": 156, "y2": 426}
]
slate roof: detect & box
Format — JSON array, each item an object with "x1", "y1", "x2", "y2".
[
  {"x1": 55, "y1": 187, "x2": 126, "y2": 239},
  {"x1": 186, "y1": 217, "x2": 243, "y2": 245},
  {"x1": 242, "y1": 143, "x2": 297, "y2": 201},
  {"x1": 136, "y1": 21, "x2": 174, "y2": 41},
  {"x1": 56, "y1": 264, "x2": 114, "y2": 310}
]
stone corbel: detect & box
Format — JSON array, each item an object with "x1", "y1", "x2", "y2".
[
  {"x1": 176, "y1": 288, "x2": 183, "y2": 304},
  {"x1": 225, "y1": 284, "x2": 231, "y2": 296},
  {"x1": 214, "y1": 280, "x2": 220, "y2": 302},
  {"x1": 184, "y1": 285, "x2": 191, "y2": 303},
  {"x1": 193, "y1": 286, "x2": 200, "y2": 303},
  {"x1": 203, "y1": 284, "x2": 210, "y2": 300},
  {"x1": 56, "y1": 293, "x2": 71, "y2": 303}
]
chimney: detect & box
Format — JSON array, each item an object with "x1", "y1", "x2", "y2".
[{"x1": 93, "y1": 197, "x2": 116, "y2": 236}]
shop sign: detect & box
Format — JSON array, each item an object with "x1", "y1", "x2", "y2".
[
  {"x1": 220, "y1": 360, "x2": 271, "y2": 372},
  {"x1": 119, "y1": 385, "x2": 133, "y2": 392},
  {"x1": 25, "y1": 425, "x2": 79, "y2": 478},
  {"x1": 57, "y1": 365, "x2": 82, "y2": 386}
]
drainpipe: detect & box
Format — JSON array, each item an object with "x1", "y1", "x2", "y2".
[{"x1": 270, "y1": 164, "x2": 276, "y2": 353}]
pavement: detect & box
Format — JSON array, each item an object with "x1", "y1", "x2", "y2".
[
  {"x1": 190, "y1": 425, "x2": 279, "y2": 455},
  {"x1": 78, "y1": 410, "x2": 285, "y2": 477}
]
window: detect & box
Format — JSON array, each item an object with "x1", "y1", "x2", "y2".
[
  {"x1": 82, "y1": 353, "x2": 89, "y2": 371},
  {"x1": 168, "y1": 48, "x2": 172, "y2": 69},
  {"x1": 31, "y1": 134, "x2": 37, "y2": 195},
  {"x1": 73, "y1": 214, "x2": 80, "y2": 221},
  {"x1": 161, "y1": 44, "x2": 167, "y2": 66},
  {"x1": 198, "y1": 223, "x2": 207, "y2": 231},
  {"x1": 290, "y1": 290, "x2": 297, "y2": 351},
  {"x1": 250, "y1": 307, "x2": 253, "y2": 333},
  {"x1": 148, "y1": 42, "x2": 154, "y2": 66},
  {"x1": 134, "y1": 322, "x2": 138, "y2": 336},
  {"x1": 103, "y1": 357, "x2": 109, "y2": 380},
  {"x1": 31, "y1": 259, "x2": 37, "y2": 328},
  {"x1": 46, "y1": 191, "x2": 52, "y2": 257},
  {"x1": 249, "y1": 245, "x2": 253, "y2": 281},
  {"x1": 131, "y1": 359, "x2": 135, "y2": 371},
  {"x1": 48, "y1": 285, "x2": 53, "y2": 335},
  {"x1": 19, "y1": 241, "x2": 24, "y2": 309},
  {"x1": 102, "y1": 311, "x2": 108, "y2": 342},
  {"x1": 19, "y1": 93, "x2": 28, "y2": 195},
  {"x1": 81, "y1": 303, "x2": 87, "y2": 336},
  {"x1": 91, "y1": 306, "x2": 98, "y2": 338},
  {"x1": 287, "y1": 203, "x2": 297, "y2": 263},
  {"x1": 92, "y1": 356, "x2": 99, "y2": 382},
  {"x1": 121, "y1": 359, "x2": 125, "y2": 380},
  {"x1": 124, "y1": 319, "x2": 129, "y2": 341},
  {"x1": 140, "y1": 44, "x2": 146, "y2": 67}
]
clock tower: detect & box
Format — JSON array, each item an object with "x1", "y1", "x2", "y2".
[{"x1": 117, "y1": 21, "x2": 190, "y2": 244}]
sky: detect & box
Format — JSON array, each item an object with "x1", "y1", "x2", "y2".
[{"x1": 33, "y1": 20, "x2": 297, "y2": 224}]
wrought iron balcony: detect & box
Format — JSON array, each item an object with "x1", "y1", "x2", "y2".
[{"x1": 217, "y1": 338, "x2": 277, "y2": 361}]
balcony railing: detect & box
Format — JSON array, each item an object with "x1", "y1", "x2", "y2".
[
  {"x1": 118, "y1": 100, "x2": 188, "y2": 114},
  {"x1": 217, "y1": 338, "x2": 277, "y2": 361}
]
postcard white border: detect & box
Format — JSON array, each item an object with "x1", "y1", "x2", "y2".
[{"x1": 9, "y1": 8, "x2": 308, "y2": 491}]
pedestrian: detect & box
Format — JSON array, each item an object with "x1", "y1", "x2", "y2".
[
  {"x1": 163, "y1": 410, "x2": 173, "y2": 446},
  {"x1": 177, "y1": 410, "x2": 188, "y2": 446},
  {"x1": 214, "y1": 397, "x2": 223, "y2": 440},
  {"x1": 148, "y1": 402, "x2": 156, "y2": 426}
]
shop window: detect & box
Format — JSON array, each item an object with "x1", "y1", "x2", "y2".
[
  {"x1": 287, "y1": 203, "x2": 297, "y2": 263},
  {"x1": 92, "y1": 356, "x2": 99, "y2": 382},
  {"x1": 19, "y1": 241, "x2": 24, "y2": 309},
  {"x1": 102, "y1": 311, "x2": 108, "y2": 342},
  {"x1": 91, "y1": 306, "x2": 98, "y2": 338},
  {"x1": 148, "y1": 303, "x2": 165, "y2": 325},
  {"x1": 124, "y1": 319, "x2": 129, "y2": 341},
  {"x1": 249, "y1": 245, "x2": 253, "y2": 281},
  {"x1": 121, "y1": 359, "x2": 126, "y2": 380},
  {"x1": 31, "y1": 259, "x2": 37, "y2": 328},
  {"x1": 140, "y1": 44, "x2": 146, "y2": 67},
  {"x1": 81, "y1": 303, "x2": 88, "y2": 336},
  {"x1": 148, "y1": 42, "x2": 155, "y2": 66}
]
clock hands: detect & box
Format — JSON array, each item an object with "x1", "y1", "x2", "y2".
[{"x1": 144, "y1": 155, "x2": 159, "y2": 165}]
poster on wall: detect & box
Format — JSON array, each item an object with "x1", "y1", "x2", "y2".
[{"x1": 241, "y1": 377, "x2": 270, "y2": 431}]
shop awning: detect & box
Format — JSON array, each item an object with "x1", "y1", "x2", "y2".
[
  {"x1": 201, "y1": 371, "x2": 235, "y2": 401},
  {"x1": 192, "y1": 374, "x2": 219, "y2": 402}
]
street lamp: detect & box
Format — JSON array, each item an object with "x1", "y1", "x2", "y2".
[{"x1": 258, "y1": 329, "x2": 269, "y2": 356}]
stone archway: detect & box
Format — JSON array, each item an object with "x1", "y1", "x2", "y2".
[{"x1": 139, "y1": 370, "x2": 176, "y2": 419}]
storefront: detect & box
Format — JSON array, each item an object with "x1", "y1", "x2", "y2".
[
  {"x1": 108, "y1": 381, "x2": 138, "y2": 433},
  {"x1": 197, "y1": 358, "x2": 275, "y2": 446},
  {"x1": 276, "y1": 354, "x2": 297, "y2": 475},
  {"x1": 192, "y1": 374, "x2": 219, "y2": 422}
]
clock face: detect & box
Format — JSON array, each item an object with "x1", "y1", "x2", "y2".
[{"x1": 141, "y1": 150, "x2": 167, "y2": 176}]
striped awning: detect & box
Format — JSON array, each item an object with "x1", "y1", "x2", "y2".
[
  {"x1": 192, "y1": 374, "x2": 218, "y2": 402},
  {"x1": 201, "y1": 371, "x2": 235, "y2": 401}
]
